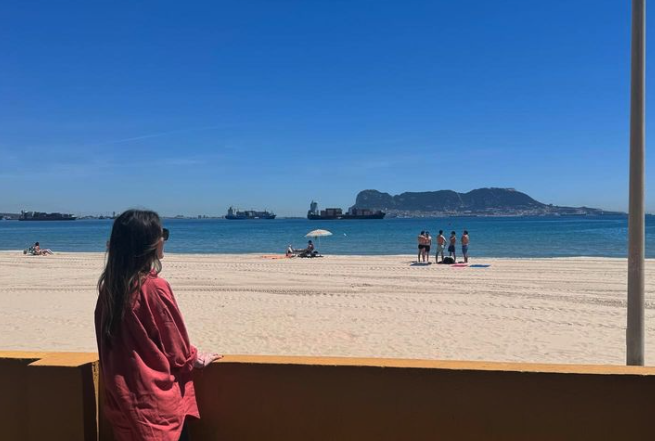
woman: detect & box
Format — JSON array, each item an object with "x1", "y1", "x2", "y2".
[
  {"x1": 95, "y1": 209, "x2": 220, "y2": 441},
  {"x1": 33, "y1": 242, "x2": 53, "y2": 255}
]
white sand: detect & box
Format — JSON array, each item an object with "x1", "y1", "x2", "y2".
[{"x1": 1, "y1": 251, "x2": 654, "y2": 365}]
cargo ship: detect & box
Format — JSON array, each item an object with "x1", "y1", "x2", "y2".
[
  {"x1": 307, "y1": 201, "x2": 385, "y2": 220},
  {"x1": 19, "y1": 211, "x2": 77, "y2": 221},
  {"x1": 225, "y1": 207, "x2": 276, "y2": 220}
]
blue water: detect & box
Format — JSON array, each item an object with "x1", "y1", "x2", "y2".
[{"x1": 0, "y1": 216, "x2": 653, "y2": 258}]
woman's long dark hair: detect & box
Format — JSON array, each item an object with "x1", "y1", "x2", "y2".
[{"x1": 98, "y1": 209, "x2": 163, "y2": 346}]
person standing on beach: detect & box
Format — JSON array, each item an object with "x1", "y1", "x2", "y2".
[
  {"x1": 424, "y1": 231, "x2": 432, "y2": 263},
  {"x1": 95, "y1": 209, "x2": 221, "y2": 441},
  {"x1": 417, "y1": 231, "x2": 426, "y2": 263},
  {"x1": 448, "y1": 231, "x2": 457, "y2": 261},
  {"x1": 462, "y1": 230, "x2": 470, "y2": 263},
  {"x1": 436, "y1": 230, "x2": 446, "y2": 263}
]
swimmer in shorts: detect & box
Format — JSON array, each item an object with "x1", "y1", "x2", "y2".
[
  {"x1": 448, "y1": 231, "x2": 457, "y2": 261},
  {"x1": 435, "y1": 230, "x2": 446, "y2": 263},
  {"x1": 417, "y1": 231, "x2": 426, "y2": 263},
  {"x1": 424, "y1": 231, "x2": 432, "y2": 263},
  {"x1": 461, "y1": 230, "x2": 470, "y2": 263}
]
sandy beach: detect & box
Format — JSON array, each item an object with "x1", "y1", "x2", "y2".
[{"x1": 1, "y1": 251, "x2": 654, "y2": 365}]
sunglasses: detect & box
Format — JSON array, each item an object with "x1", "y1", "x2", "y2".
[{"x1": 162, "y1": 228, "x2": 170, "y2": 241}]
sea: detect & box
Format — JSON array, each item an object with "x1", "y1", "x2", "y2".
[{"x1": 1, "y1": 216, "x2": 654, "y2": 258}]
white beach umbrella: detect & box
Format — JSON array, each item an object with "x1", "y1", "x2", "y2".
[
  {"x1": 305, "y1": 229, "x2": 333, "y2": 238},
  {"x1": 305, "y1": 229, "x2": 332, "y2": 248}
]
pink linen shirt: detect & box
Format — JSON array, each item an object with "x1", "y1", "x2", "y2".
[{"x1": 95, "y1": 272, "x2": 199, "y2": 441}]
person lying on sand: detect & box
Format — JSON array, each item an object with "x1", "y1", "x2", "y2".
[{"x1": 33, "y1": 242, "x2": 53, "y2": 255}]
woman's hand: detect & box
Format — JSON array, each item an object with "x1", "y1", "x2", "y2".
[{"x1": 194, "y1": 352, "x2": 223, "y2": 369}]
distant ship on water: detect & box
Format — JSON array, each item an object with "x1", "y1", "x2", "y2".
[
  {"x1": 19, "y1": 210, "x2": 76, "y2": 221},
  {"x1": 307, "y1": 201, "x2": 385, "y2": 220},
  {"x1": 225, "y1": 207, "x2": 276, "y2": 220}
]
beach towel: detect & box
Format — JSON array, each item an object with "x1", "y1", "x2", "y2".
[
  {"x1": 451, "y1": 263, "x2": 468, "y2": 268},
  {"x1": 469, "y1": 264, "x2": 491, "y2": 268}
]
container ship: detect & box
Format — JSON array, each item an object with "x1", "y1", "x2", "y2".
[
  {"x1": 19, "y1": 211, "x2": 77, "y2": 221},
  {"x1": 307, "y1": 201, "x2": 385, "y2": 220},
  {"x1": 225, "y1": 207, "x2": 276, "y2": 220}
]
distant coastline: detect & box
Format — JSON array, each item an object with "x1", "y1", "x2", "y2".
[
  {"x1": 0, "y1": 213, "x2": 632, "y2": 221},
  {"x1": 0, "y1": 187, "x2": 634, "y2": 220},
  {"x1": 352, "y1": 188, "x2": 626, "y2": 218}
]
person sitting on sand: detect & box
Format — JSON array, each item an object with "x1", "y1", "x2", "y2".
[
  {"x1": 461, "y1": 230, "x2": 470, "y2": 263},
  {"x1": 286, "y1": 244, "x2": 294, "y2": 257},
  {"x1": 448, "y1": 231, "x2": 457, "y2": 261},
  {"x1": 436, "y1": 230, "x2": 446, "y2": 263},
  {"x1": 417, "y1": 231, "x2": 426, "y2": 263},
  {"x1": 33, "y1": 242, "x2": 53, "y2": 255},
  {"x1": 298, "y1": 240, "x2": 316, "y2": 257}
]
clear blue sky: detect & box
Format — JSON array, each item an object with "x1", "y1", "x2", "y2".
[{"x1": 1, "y1": 1, "x2": 653, "y2": 216}]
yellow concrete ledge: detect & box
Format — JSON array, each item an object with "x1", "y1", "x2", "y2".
[
  {"x1": 29, "y1": 352, "x2": 100, "y2": 367},
  {"x1": 0, "y1": 351, "x2": 49, "y2": 360},
  {"x1": 5, "y1": 350, "x2": 655, "y2": 375},
  {"x1": 3, "y1": 351, "x2": 655, "y2": 440},
  {"x1": 215, "y1": 354, "x2": 655, "y2": 375},
  {"x1": 0, "y1": 350, "x2": 99, "y2": 441}
]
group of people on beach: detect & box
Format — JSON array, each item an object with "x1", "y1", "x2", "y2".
[{"x1": 417, "y1": 230, "x2": 469, "y2": 264}]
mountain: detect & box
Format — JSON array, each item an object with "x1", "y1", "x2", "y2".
[{"x1": 351, "y1": 188, "x2": 623, "y2": 217}]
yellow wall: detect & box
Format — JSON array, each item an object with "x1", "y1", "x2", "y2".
[
  {"x1": 192, "y1": 356, "x2": 655, "y2": 441},
  {"x1": 3, "y1": 351, "x2": 655, "y2": 441},
  {"x1": 0, "y1": 352, "x2": 98, "y2": 441},
  {"x1": 0, "y1": 352, "x2": 44, "y2": 440}
]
